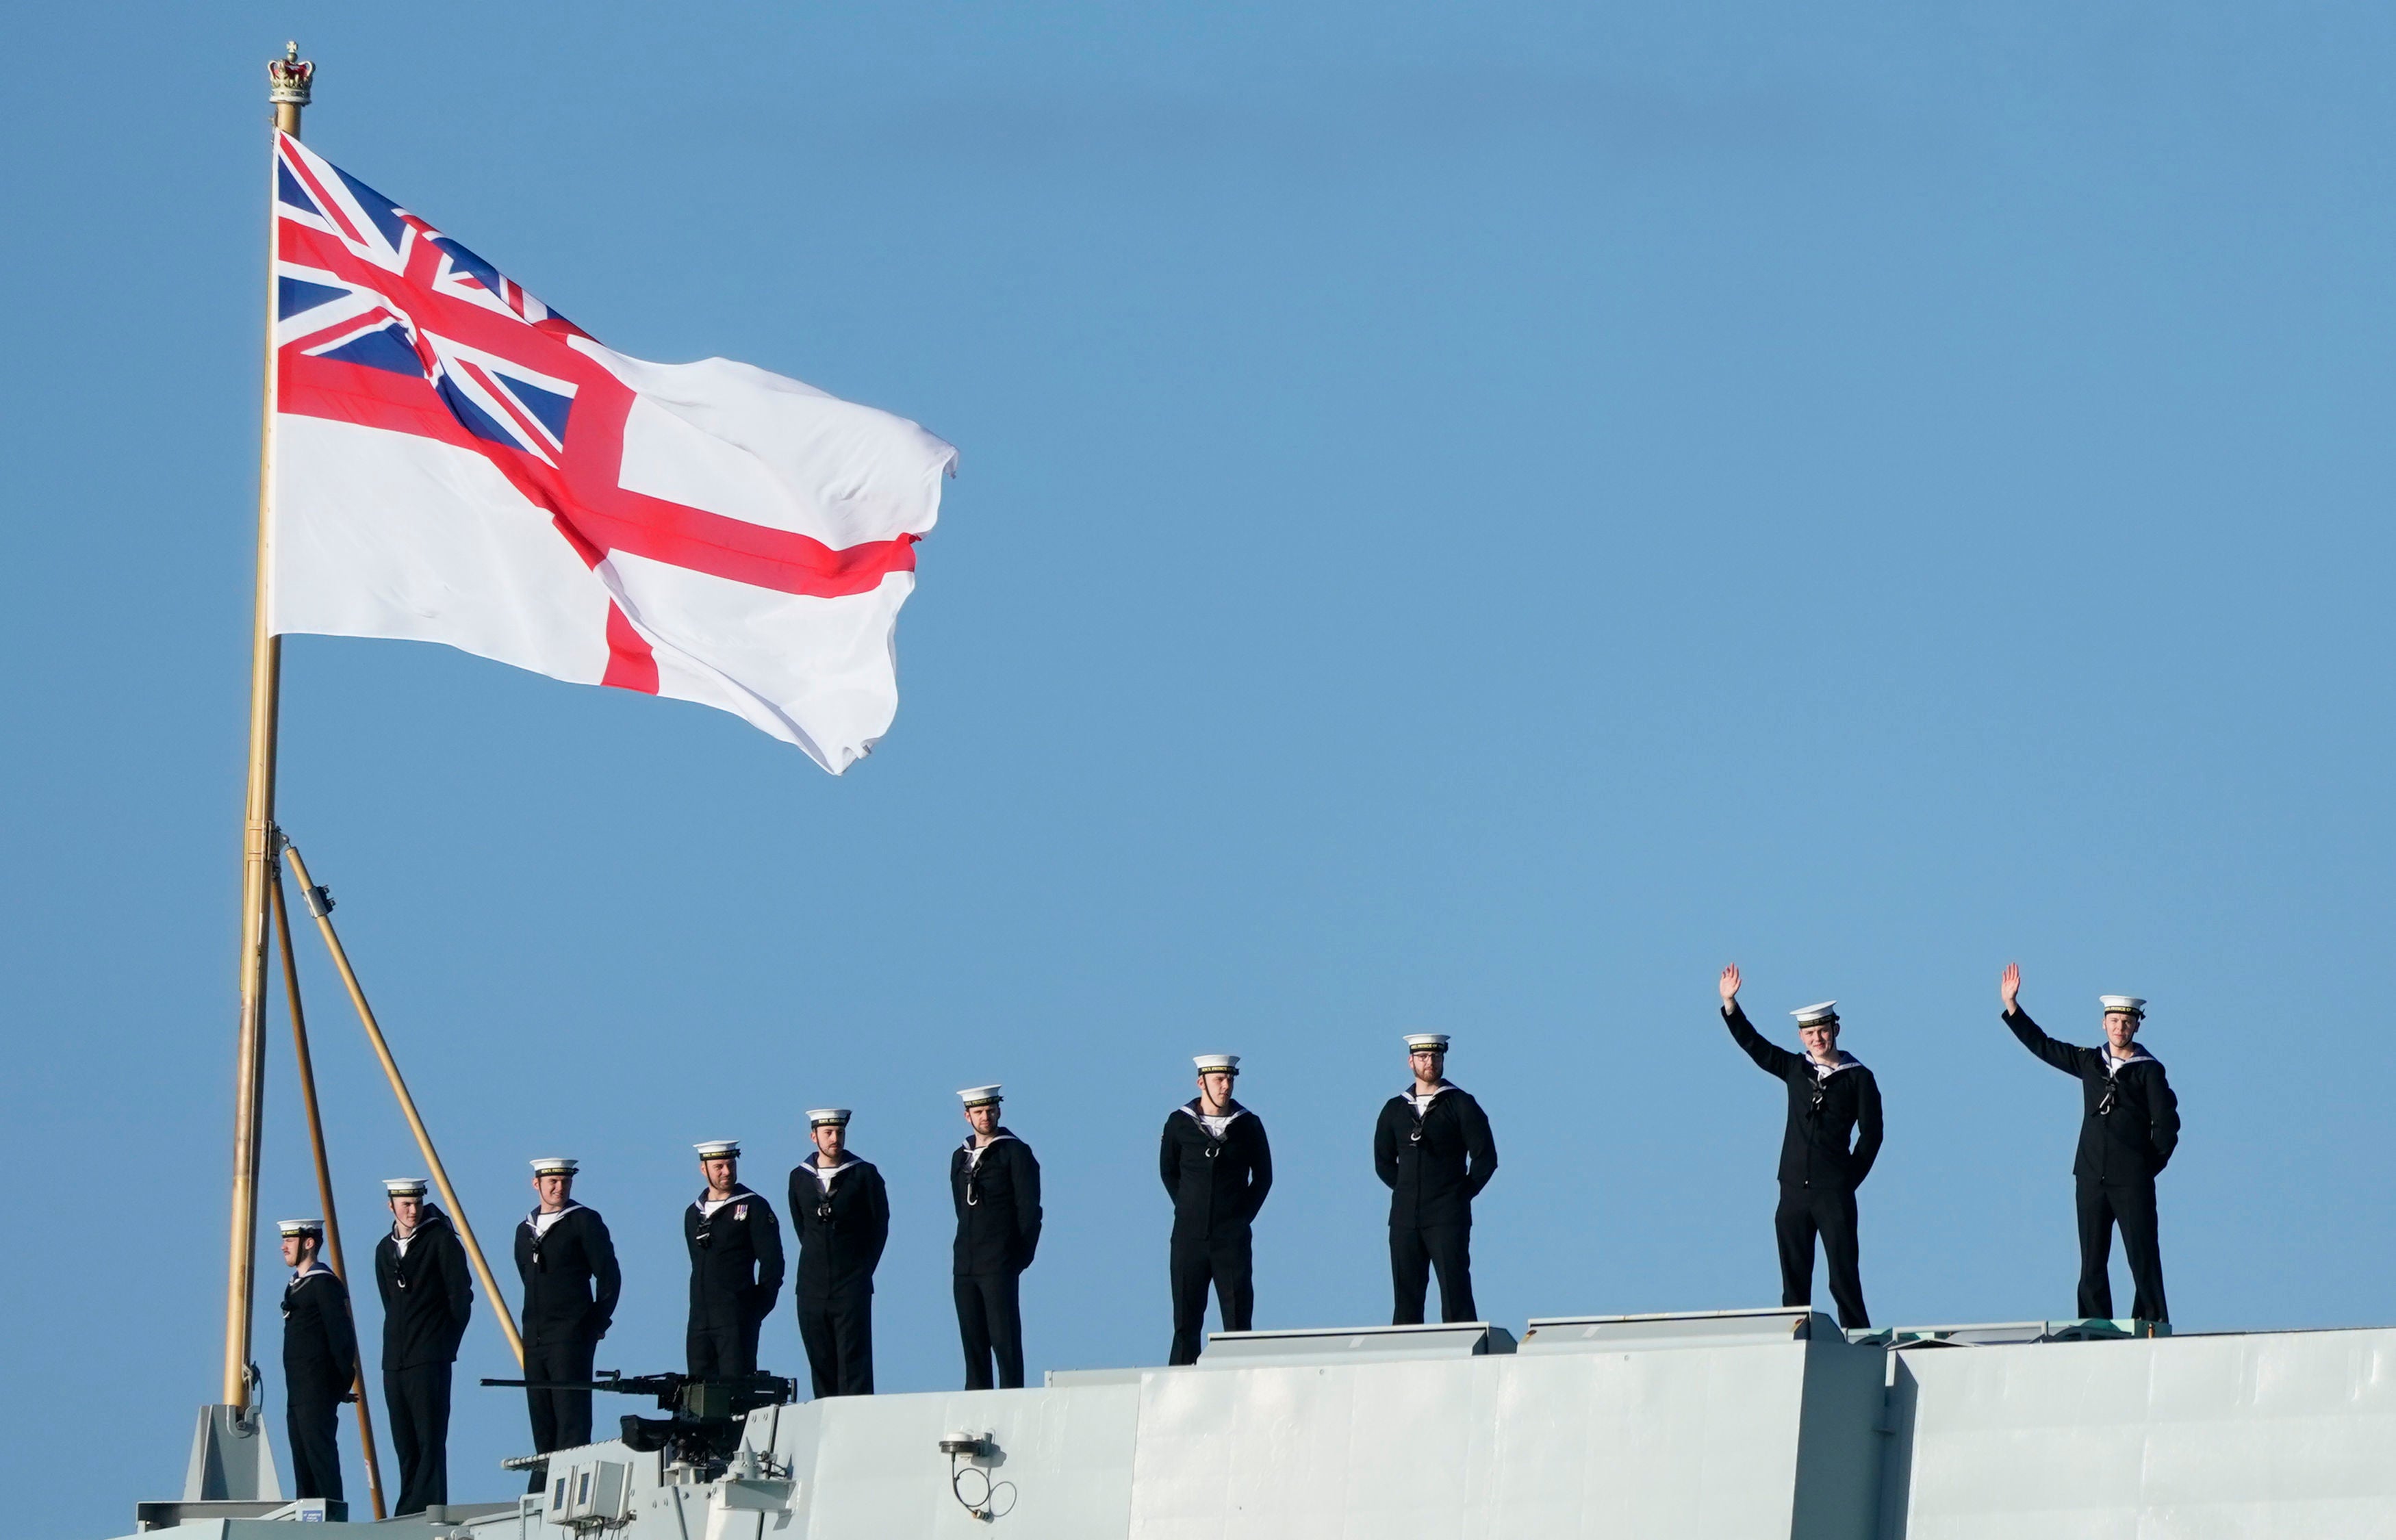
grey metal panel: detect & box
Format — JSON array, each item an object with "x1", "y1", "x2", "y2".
[
  {"x1": 92, "y1": 1320, "x2": 2396, "y2": 1540},
  {"x1": 1048, "y1": 1365, "x2": 1160, "y2": 1387},
  {"x1": 1875, "y1": 1319, "x2": 2151, "y2": 1348},
  {"x1": 1894, "y1": 1325, "x2": 2396, "y2": 1538},
  {"x1": 1126, "y1": 1339, "x2": 1823, "y2": 1538},
  {"x1": 1791, "y1": 1333, "x2": 1888, "y2": 1540},
  {"x1": 1198, "y1": 1322, "x2": 1514, "y2": 1368},
  {"x1": 180, "y1": 1404, "x2": 281, "y2": 1502},
  {"x1": 1520, "y1": 1307, "x2": 1815, "y2": 1354},
  {"x1": 785, "y1": 1383, "x2": 1140, "y2": 1539}
]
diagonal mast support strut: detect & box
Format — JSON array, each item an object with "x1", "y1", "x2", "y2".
[
  {"x1": 281, "y1": 836, "x2": 526, "y2": 1370},
  {"x1": 269, "y1": 856, "x2": 389, "y2": 1519}
]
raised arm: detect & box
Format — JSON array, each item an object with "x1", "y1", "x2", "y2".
[
  {"x1": 1720, "y1": 964, "x2": 1802, "y2": 1077},
  {"x1": 2000, "y1": 964, "x2": 2091, "y2": 1076}
]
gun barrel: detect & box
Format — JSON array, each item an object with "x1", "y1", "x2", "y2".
[{"x1": 479, "y1": 1375, "x2": 685, "y2": 1396}]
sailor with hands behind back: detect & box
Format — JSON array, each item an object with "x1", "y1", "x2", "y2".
[
  {"x1": 951, "y1": 1085, "x2": 1042, "y2": 1389},
  {"x1": 279, "y1": 1218, "x2": 355, "y2": 1506},
  {"x1": 790, "y1": 1108, "x2": 890, "y2": 1398},
  {"x1": 1160, "y1": 1053, "x2": 1273, "y2": 1365},
  {"x1": 683, "y1": 1140, "x2": 784, "y2": 1381}
]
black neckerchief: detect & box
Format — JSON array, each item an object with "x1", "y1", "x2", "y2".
[
  {"x1": 691, "y1": 1185, "x2": 753, "y2": 1250},
  {"x1": 807, "y1": 1155, "x2": 860, "y2": 1220},
  {"x1": 1180, "y1": 1099, "x2": 1247, "y2": 1155}
]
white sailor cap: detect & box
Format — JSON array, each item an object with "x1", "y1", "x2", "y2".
[
  {"x1": 2099, "y1": 995, "x2": 2148, "y2": 1018},
  {"x1": 383, "y1": 1177, "x2": 429, "y2": 1198},
  {"x1": 1193, "y1": 1054, "x2": 1240, "y2": 1075},
  {"x1": 957, "y1": 1084, "x2": 1004, "y2": 1107},
  {"x1": 692, "y1": 1140, "x2": 741, "y2": 1160},
  {"x1": 276, "y1": 1218, "x2": 324, "y2": 1237},
  {"x1": 1402, "y1": 1033, "x2": 1450, "y2": 1053},
  {"x1": 529, "y1": 1157, "x2": 578, "y2": 1176},
  {"x1": 806, "y1": 1108, "x2": 852, "y2": 1127},
  {"x1": 1792, "y1": 1001, "x2": 1840, "y2": 1027}
]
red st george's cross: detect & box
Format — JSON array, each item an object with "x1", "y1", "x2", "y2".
[{"x1": 272, "y1": 131, "x2": 922, "y2": 695}]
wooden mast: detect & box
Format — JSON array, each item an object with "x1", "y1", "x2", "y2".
[{"x1": 222, "y1": 40, "x2": 311, "y2": 1410}]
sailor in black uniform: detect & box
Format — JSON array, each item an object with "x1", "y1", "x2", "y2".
[
  {"x1": 789, "y1": 1109, "x2": 891, "y2": 1398},
  {"x1": 513, "y1": 1157, "x2": 621, "y2": 1489},
  {"x1": 374, "y1": 1177, "x2": 473, "y2": 1517},
  {"x1": 1716, "y1": 966, "x2": 1884, "y2": 1329},
  {"x1": 1373, "y1": 1033, "x2": 1498, "y2": 1325},
  {"x1": 950, "y1": 1085, "x2": 1042, "y2": 1389},
  {"x1": 684, "y1": 1139, "x2": 784, "y2": 1381},
  {"x1": 2000, "y1": 964, "x2": 2180, "y2": 1323},
  {"x1": 1160, "y1": 1053, "x2": 1273, "y2": 1365},
  {"x1": 277, "y1": 1218, "x2": 355, "y2": 1505}
]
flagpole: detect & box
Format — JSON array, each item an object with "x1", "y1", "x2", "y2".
[
  {"x1": 222, "y1": 40, "x2": 313, "y2": 1411},
  {"x1": 270, "y1": 864, "x2": 388, "y2": 1519},
  {"x1": 281, "y1": 838, "x2": 528, "y2": 1370}
]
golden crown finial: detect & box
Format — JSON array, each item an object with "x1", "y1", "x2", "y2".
[{"x1": 268, "y1": 42, "x2": 314, "y2": 107}]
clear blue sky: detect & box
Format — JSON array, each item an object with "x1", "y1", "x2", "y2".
[{"x1": 4, "y1": 4, "x2": 2391, "y2": 1532}]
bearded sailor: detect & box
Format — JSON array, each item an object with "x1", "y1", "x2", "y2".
[
  {"x1": 2000, "y1": 964, "x2": 2180, "y2": 1323},
  {"x1": 278, "y1": 1218, "x2": 355, "y2": 1505},
  {"x1": 513, "y1": 1157, "x2": 621, "y2": 1487},
  {"x1": 789, "y1": 1109, "x2": 891, "y2": 1398},
  {"x1": 1160, "y1": 1053, "x2": 1273, "y2": 1364},
  {"x1": 1715, "y1": 967, "x2": 1884, "y2": 1329},
  {"x1": 684, "y1": 1140, "x2": 784, "y2": 1381},
  {"x1": 374, "y1": 1177, "x2": 473, "y2": 1517},
  {"x1": 950, "y1": 1085, "x2": 1043, "y2": 1389},
  {"x1": 1373, "y1": 1033, "x2": 1498, "y2": 1324}
]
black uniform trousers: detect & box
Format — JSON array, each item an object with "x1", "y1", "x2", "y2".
[
  {"x1": 1774, "y1": 1180, "x2": 1869, "y2": 1330},
  {"x1": 1168, "y1": 1231, "x2": 1255, "y2": 1365},
  {"x1": 522, "y1": 1336, "x2": 597, "y2": 1490},
  {"x1": 954, "y1": 1272, "x2": 1025, "y2": 1389},
  {"x1": 685, "y1": 1316, "x2": 763, "y2": 1381},
  {"x1": 2076, "y1": 1177, "x2": 2168, "y2": 1322},
  {"x1": 798, "y1": 1285, "x2": 875, "y2": 1398},
  {"x1": 1390, "y1": 1224, "x2": 1475, "y2": 1325},
  {"x1": 384, "y1": 1363, "x2": 453, "y2": 1515},
  {"x1": 285, "y1": 1396, "x2": 342, "y2": 1504}
]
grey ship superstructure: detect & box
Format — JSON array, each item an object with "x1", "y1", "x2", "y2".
[{"x1": 118, "y1": 1307, "x2": 2396, "y2": 1537}]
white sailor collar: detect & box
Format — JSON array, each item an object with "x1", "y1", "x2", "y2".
[
  {"x1": 2103, "y1": 1044, "x2": 2158, "y2": 1074},
  {"x1": 1177, "y1": 1099, "x2": 1247, "y2": 1125},
  {"x1": 1810, "y1": 1051, "x2": 1865, "y2": 1078},
  {"x1": 694, "y1": 1184, "x2": 756, "y2": 1218},
  {"x1": 805, "y1": 1155, "x2": 861, "y2": 1185},
  {"x1": 526, "y1": 1201, "x2": 586, "y2": 1225},
  {"x1": 962, "y1": 1131, "x2": 1017, "y2": 1153},
  {"x1": 1402, "y1": 1081, "x2": 1456, "y2": 1107},
  {"x1": 290, "y1": 1260, "x2": 335, "y2": 1283}
]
